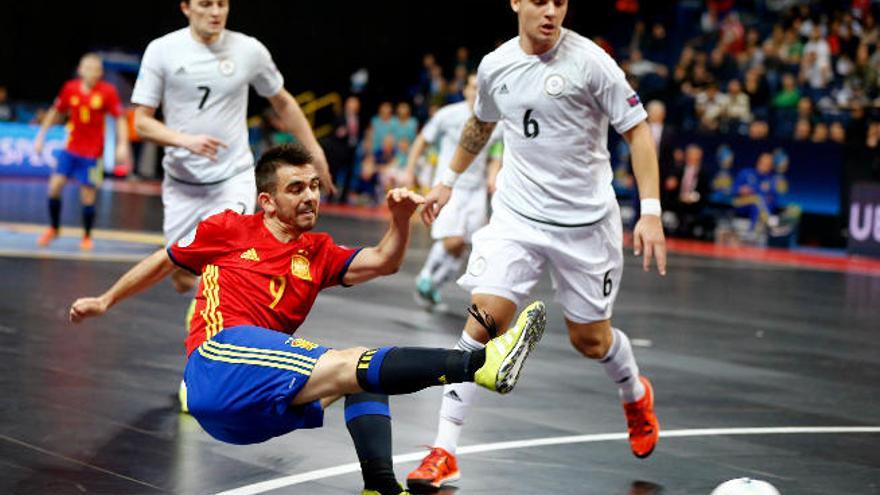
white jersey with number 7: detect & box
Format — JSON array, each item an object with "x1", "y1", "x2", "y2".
[{"x1": 132, "y1": 28, "x2": 284, "y2": 184}]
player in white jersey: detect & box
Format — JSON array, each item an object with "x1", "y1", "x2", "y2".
[
  {"x1": 401, "y1": 74, "x2": 502, "y2": 310},
  {"x1": 407, "y1": 0, "x2": 667, "y2": 490},
  {"x1": 131, "y1": 0, "x2": 333, "y2": 293}
]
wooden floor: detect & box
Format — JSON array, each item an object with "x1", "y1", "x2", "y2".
[{"x1": 1, "y1": 180, "x2": 879, "y2": 494}]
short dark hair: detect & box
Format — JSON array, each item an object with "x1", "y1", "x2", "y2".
[{"x1": 255, "y1": 143, "x2": 313, "y2": 193}]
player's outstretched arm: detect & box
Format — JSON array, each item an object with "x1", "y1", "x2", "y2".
[
  {"x1": 343, "y1": 188, "x2": 425, "y2": 286},
  {"x1": 420, "y1": 116, "x2": 496, "y2": 225},
  {"x1": 624, "y1": 120, "x2": 667, "y2": 276},
  {"x1": 69, "y1": 249, "x2": 176, "y2": 323},
  {"x1": 133, "y1": 105, "x2": 227, "y2": 161},
  {"x1": 268, "y1": 89, "x2": 336, "y2": 196}
]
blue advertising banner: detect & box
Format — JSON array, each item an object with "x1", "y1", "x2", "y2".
[
  {"x1": 0, "y1": 122, "x2": 67, "y2": 177},
  {"x1": 612, "y1": 133, "x2": 843, "y2": 216},
  {"x1": 848, "y1": 182, "x2": 880, "y2": 258}
]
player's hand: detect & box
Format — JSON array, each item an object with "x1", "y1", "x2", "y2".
[
  {"x1": 34, "y1": 135, "x2": 45, "y2": 155},
  {"x1": 182, "y1": 134, "x2": 227, "y2": 161},
  {"x1": 420, "y1": 184, "x2": 452, "y2": 226},
  {"x1": 69, "y1": 296, "x2": 110, "y2": 323},
  {"x1": 312, "y1": 154, "x2": 337, "y2": 197},
  {"x1": 387, "y1": 187, "x2": 425, "y2": 221},
  {"x1": 633, "y1": 214, "x2": 667, "y2": 276}
]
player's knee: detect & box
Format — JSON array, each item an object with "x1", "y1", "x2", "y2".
[
  {"x1": 443, "y1": 237, "x2": 466, "y2": 257},
  {"x1": 569, "y1": 330, "x2": 609, "y2": 359},
  {"x1": 319, "y1": 348, "x2": 366, "y2": 393}
]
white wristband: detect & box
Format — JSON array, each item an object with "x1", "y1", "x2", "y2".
[
  {"x1": 640, "y1": 198, "x2": 661, "y2": 217},
  {"x1": 440, "y1": 168, "x2": 460, "y2": 188}
]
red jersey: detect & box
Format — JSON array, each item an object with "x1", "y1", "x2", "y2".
[
  {"x1": 53, "y1": 80, "x2": 123, "y2": 158},
  {"x1": 168, "y1": 210, "x2": 360, "y2": 357}
]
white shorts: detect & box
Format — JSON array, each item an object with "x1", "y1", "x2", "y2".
[
  {"x1": 458, "y1": 200, "x2": 623, "y2": 324},
  {"x1": 431, "y1": 186, "x2": 488, "y2": 242},
  {"x1": 162, "y1": 168, "x2": 256, "y2": 243}
]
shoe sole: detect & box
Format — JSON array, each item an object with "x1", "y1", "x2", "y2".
[
  {"x1": 406, "y1": 471, "x2": 461, "y2": 492},
  {"x1": 494, "y1": 302, "x2": 546, "y2": 394}
]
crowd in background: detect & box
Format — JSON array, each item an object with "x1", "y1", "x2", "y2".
[{"x1": 2, "y1": 1, "x2": 879, "y2": 245}]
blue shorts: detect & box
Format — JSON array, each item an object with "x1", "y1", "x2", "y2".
[
  {"x1": 55, "y1": 150, "x2": 102, "y2": 187},
  {"x1": 183, "y1": 325, "x2": 330, "y2": 445}
]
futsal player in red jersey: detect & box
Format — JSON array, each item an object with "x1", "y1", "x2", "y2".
[
  {"x1": 68, "y1": 144, "x2": 546, "y2": 495},
  {"x1": 34, "y1": 53, "x2": 130, "y2": 250}
]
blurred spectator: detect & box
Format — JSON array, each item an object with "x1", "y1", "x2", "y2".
[
  {"x1": 711, "y1": 144, "x2": 735, "y2": 204},
  {"x1": 696, "y1": 80, "x2": 728, "y2": 131},
  {"x1": 803, "y1": 25, "x2": 831, "y2": 68},
  {"x1": 669, "y1": 144, "x2": 712, "y2": 238},
  {"x1": 722, "y1": 79, "x2": 752, "y2": 131},
  {"x1": 846, "y1": 43, "x2": 880, "y2": 103},
  {"x1": 0, "y1": 85, "x2": 13, "y2": 122},
  {"x1": 793, "y1": 118, "x2": 812, "y2": 140},
  {"x1": 733, "y1": 151, "x2": 778, "y2": 229},
  {"x1": 454, "y1": 46, "x2": 473, "y2": 72},
  {"x1": 799, "y1": 51, "x2": 832, "y2": 100},
  {"x1": 393, "y1": 102, "x2": 417, "y2": 143},
  {"x1": 446, "y1": 65, "x2": 468, "y2": 104},
  {"x1": 811, "y1": 122, "x2": 829, "y2": 142},
  {"x1": 796, "y1": 96, "x2": 816, "y2": 124},
  {"x1": 749, "y1": 120, "x2": 770, "y2": 139},
  {"x1": 370, "y1": 101, "x2": 395, "y2": 149},
  {"x1": 326, "y1": 95, "x2": 362, "y2": 204},
  {"x1": 708, "y1": 46, "x2": 738, "y2": 81},
  {"x1": 829, "y1": 121, "x2": 846, "y2": 143},
  {"x1": 744, "y1": 67, "x2": 771, "y2": 118},
  {"x1": 428, "y1": 64, "x2": 447, "y2": 106},
  {"x1": 375, "y1": 134, "x2": 400, "y2": 191},
  {"x1": 625, "y1": 49, "x2": 669, "y2": 79},
  {"x1": 719, "y1": 11, "x2": 746, "y2": 55},
  {"x1": 772, "y1": 73, "x2": 801, "y2": 109},
  {"x1": 646, "y1": 100, "x2": 675, "y2": 175}
]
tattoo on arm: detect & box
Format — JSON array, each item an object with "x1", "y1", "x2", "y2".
[{"x1": 460, "y1": 117, "x2": 497, "y2": 155}]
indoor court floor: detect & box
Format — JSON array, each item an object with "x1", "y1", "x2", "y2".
[{"x1": 1, "y1": 180, "x2": 879, "y2": 494}]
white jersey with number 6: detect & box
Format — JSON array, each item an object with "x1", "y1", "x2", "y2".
[
  {"x1": 475, "y1": 28, "x2": 647, "y2": 228},
  {"x1": 132, "y1": 28, "x2": 284, "y2": 184}
]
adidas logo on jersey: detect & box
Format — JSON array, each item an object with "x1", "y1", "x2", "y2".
[
  {"x1": 240, "y1": 248, "x2": 260, "y2": 261},
  {"x1": 175, "y1": 66, "x2": 187, "y2": 75},
  {"x1": 499, "y1": 84, "x2": 509, "y2": 95}
]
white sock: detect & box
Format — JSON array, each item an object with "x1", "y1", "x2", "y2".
[
  {"x1": 418, "y1": 241, "x2": 447, "y2": 281},
  {"x1": 434, "y1": 331, "x2": 484, "y2": 454},
  {"x1": 600, "y1": 328, "x2": 645, "y2": 403},
  {"x1": 431, "y1": 252, "x2": 464, "y2": 289}
]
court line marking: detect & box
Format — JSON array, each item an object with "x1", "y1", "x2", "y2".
[
  {"x1": 0, "y1": 222, "x2": 165, "y2": 244},
  {"x1": 214, "y1": 426, "x2": 880, "y2": 495},
  {"x1": 0, "y1": 433, "x2": 163, "y2": 491}
]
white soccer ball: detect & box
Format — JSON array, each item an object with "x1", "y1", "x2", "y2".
[{"x1": 711, "y1": 478, "x2": 780, "y2": 495}]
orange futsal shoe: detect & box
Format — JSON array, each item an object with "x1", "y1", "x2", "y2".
[
  {"x1": 623, "y1": 376, "x2": 659, "y2": 459},
  {"x1": 37, "y1": 228, "x2": 58, "y2": 247},
  {"x1": 80, "y1": 236, "x2": 94, "y2": 251},
  {"x1": 406, "y1": 447, "x2": 460, "y2": 491}
]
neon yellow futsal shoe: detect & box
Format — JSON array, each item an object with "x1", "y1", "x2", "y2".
[{"x1": 474, "y1": 301, "x2": 546, "y2": 394}]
